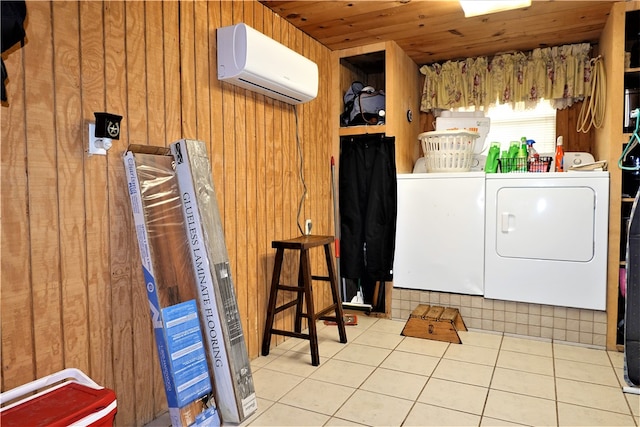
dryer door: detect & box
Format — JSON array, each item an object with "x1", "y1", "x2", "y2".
[
  {"x1": 485, "y1": 174, "x2": 608, "y2": 310},
  {"x1": 495, "y1": 186, "x2": 595, "y2": 262}
]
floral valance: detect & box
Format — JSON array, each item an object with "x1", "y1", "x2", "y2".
[{"x1": 420, "y1": 43, "x2": 593, "y2": 112}]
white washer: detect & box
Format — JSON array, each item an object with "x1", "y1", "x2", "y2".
[
  {"x1": 394, "y1": 172, "x2": 485, "y2": 295},
  {"x1": 484, "y1": 172, "x2": 609, "y2": 310}
]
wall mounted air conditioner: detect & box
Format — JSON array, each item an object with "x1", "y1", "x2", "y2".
[{"x1": 217, "y1": 23, "x2": 319, "y2": 105}]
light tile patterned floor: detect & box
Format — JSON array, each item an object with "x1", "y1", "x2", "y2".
[{"x1": 146, "y1": 316, "x2": 640, "y2": 427}]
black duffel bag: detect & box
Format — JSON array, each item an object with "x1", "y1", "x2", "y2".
[{"x1": 340, "y1": 81, "x2": 386, "y2": 126}]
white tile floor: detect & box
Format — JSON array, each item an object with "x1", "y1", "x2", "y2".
[{"x1": 147, "y1": 316, "x2": 640, "y2": 426}]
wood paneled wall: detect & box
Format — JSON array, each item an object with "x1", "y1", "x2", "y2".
[
  {"x1": 1, "y1": 1, "x2": 335, "y2": 425},
  {"x1": 556, "y1": 102, "x2": 595, "y2": 153}
]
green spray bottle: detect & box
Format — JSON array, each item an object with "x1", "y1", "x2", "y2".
[
  {"x1": 516, "y1": 138, "x2": 528, "y2": 172},
  {"x1": 485, "y1": 141, "x2": 501, "y2": 173},
  {"x1": 503, "y1": 141, "x2": 520, "y2": 173}
]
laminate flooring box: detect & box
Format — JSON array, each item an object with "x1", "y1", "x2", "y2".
[
  {"x1": 124, "y1": 145, "x2": 219, "y2": 427},
  {"x1": 125, "y1": 142, "x2": 257, "y2": 424},
  {"x1": 170, "y1": 139, "x2": 257, "y2": 423}
]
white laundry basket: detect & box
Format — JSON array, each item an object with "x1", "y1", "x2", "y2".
[{"x1": 418, "y1": 130, "x2": 480, "y2": 172}]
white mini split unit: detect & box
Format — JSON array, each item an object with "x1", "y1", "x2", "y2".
[{"x1": 217, "y1": 23, "x2": 319, "y2": 105}]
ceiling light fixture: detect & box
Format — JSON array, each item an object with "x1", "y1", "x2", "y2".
[{"x1": 459, "y1": 0, "x2": 532, "y2": 18}]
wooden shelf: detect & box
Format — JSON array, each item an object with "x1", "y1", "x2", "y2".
[
  {"x1": 332, "y1": 40, "x2": 421, "y2": 174},
  {"x1": 333, "y1": 41, "x2": 422, "y2": 319},
  {"x1": 623, "y1": 197, "x2": 636, "y2": 203},
  {"x1": 339, "y1": 125, "x2": 386, "y2": 136},
  {"x1": 624, "y1": 67, "x2": 640, "y2": 73}
]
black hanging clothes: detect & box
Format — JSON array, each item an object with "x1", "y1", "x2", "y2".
[
  {"x1": 624, "y1": 189, "x2": 640, "y2": 387},
  {"x1": 1, "y1": 0, "x2": 27, "y2": 102},
  {"x1": 339, "y1": 134, "x2": 397, "y2": 284}
]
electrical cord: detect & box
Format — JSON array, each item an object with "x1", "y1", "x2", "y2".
[
  {"x1": 293, "y1": 105, "x2": 308, "y2": 235},
  {"x1": 577, "y1": 56, "x2": 606, "y2": 133}
]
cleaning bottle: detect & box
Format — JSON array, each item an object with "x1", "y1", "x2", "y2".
[
  {"x1": 526, "y1": 139, "x2": 539, "y2": 160},
  {"x1": 484, "y1": 141, "x2": 501, "y2": 173},
  {"x1": 500, "y1": 150, "x2": 509, "y2": 173},
  {"x1": 504, "y1": 141, "x2": 520, "y2": 173},
  {"x1": 507, "y1": 141, "x2": 520, "y2": 158},
  {"x1": 555, "y1": 136, "x2": 565, "y2": 172},
  {"x1": 516, "y1": 140, "x2": 528, "y2": 172}
]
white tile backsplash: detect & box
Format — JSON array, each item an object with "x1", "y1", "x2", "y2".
[{"x1": 393, "y1": 288, "x2": 606, "y2": 347}]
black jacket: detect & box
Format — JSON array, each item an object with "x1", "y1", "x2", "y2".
[{"x1": 339, "y1": 134, "x2": 397, "y2": 281}]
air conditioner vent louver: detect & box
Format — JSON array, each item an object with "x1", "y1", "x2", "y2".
[{"x1": 237, "y1": 78, "x2": 303, "y2": 103}]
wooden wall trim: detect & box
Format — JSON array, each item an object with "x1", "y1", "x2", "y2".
[{"x1": 596, "y1": 1, "x2": 626, "y2": 351}]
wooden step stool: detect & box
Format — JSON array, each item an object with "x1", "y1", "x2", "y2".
[
  {"x1": 401, "y1": 304, "x2": 467, "y2": 344},
  {"x1": 262, "y1": 235, "x2": 347, "y2": 366}
]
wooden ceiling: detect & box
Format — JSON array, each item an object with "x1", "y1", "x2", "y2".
[{"x1": 258, "y1": 0, "x2": 617, "y2": 65}]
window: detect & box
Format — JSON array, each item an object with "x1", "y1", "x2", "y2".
[
  {"x1": 483, "y1": 102, "x2": 557, "y2": 154},
  {"x1": 460, "y1": 102, "x2": 557, "y2": 155}
]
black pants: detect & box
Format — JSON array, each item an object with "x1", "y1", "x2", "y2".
[{"x1": 339, "y1": 134, "x2": 397, "y2": 298}]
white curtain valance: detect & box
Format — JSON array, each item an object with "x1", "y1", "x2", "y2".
[{"x1": 420, "y1": 43, "x2": 593, "y2": 112}]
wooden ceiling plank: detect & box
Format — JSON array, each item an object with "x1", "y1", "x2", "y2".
[
  {"x1": 371, "y1": 3, "x2": 610, "y2": 38},
  {"x1": 259, "y1": 0, "x2": 615, "y2": 65},
  {"x1": 401, "y1": 20, "x2": 608, "y2": 50},
  {"x1": 318, "y1": 2, "x2": 611, "y2": 47},
  {"x1": 290, "y1": 1, "x2": 461, "y2": 37},
  {"x1": 268, "y1": 0, "x2": 607, "y2": 37},
  {"x1": 323, "y1": 5, "x2": 611, "y2": 61},
  {"x1": 382, "y1": 8, "x2": 610, "y2": 48},
  {"x1": 405, "y1": 26, "x2": 604, "y2": 64},
  {"x1": 262, "y1": 0, "x2": 406, "y2": 27}
]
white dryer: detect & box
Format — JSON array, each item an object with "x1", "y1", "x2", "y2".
[{"x1": 484, "y1": 172, "x2": 609, "y2": 310}]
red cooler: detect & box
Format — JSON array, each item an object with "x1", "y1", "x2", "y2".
[{"x1": 0, "y1": 368, "x2": 117, "y2": 426}]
